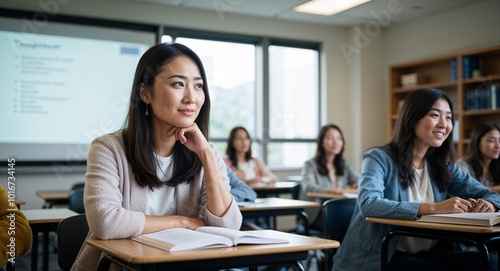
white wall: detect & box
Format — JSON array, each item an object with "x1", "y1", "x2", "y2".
[{"x1": 1, "y1": 0, "x2": 499, "y2": 209}]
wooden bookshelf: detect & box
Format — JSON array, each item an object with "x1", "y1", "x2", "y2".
[{"x1": 388, "y1": 45, "x2": 500, "y2": 157}]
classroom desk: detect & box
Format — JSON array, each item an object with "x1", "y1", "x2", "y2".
[
  {"x1": 306, "y1": 191, "x2": 358, "y2": 200},
  {"x1": 249, "y1": 181, "x2": 297, "y2": 198},
  {"x1": 36, "y1": 189, "x2": 69, "y2": 208},
  {"x1": 15, "y1": 199, "x2": 26, "y2": 209},
  {"x1": 23, "y1": 208, "x2": 78, "y2": 271},
  {"x1": 285, "y1": 175, "x2": 303, "y2": 182},
  {"x1": 239, "y1": 197, "x2": 320, "y2": 234},
  {"x1": 366, "y1": 216, "x2": 500, "y2": 271},
  {"x1": 88, "y1": 230, "x2": 339, "y2": 271}
]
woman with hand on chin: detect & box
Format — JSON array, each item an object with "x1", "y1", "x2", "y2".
[
  {"x1": 333, "y1": 88, "x2": 500, "y2": 271},
  {"x1": 456, "y1": 122, "x2": 500, "y2": 193},
  {"x1": 73, "y1": 43, "x2": 242, "y2": 271}
]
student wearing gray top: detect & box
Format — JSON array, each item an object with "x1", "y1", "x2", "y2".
[
  {"x1": 72, "y1": 43, "x2": 242, "y2": 271},
  {"x1": 456, "y1": 122, "x2": 500, "y2": 192},
  {"x1": 299, "y1": 124, "x2": 358, "y2": 230}
]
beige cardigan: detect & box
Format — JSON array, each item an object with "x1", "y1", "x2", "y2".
[{"x1": 72, "y1": 132, "x2": 242, "y2": 271}]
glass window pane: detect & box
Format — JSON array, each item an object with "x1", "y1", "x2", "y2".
[
  {"x1": 175, "y1": 38, "x2": 256, "y2": 138},
  {"x1": 269, "y1": 46, "x2": 319, "y2": 139},
  {"x1": 267, "y1": 142, "x2": 316, "y2": 167}
]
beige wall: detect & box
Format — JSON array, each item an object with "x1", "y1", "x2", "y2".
[{"x1": 1, "y1": 0, "x2": 499, "y2": 209}]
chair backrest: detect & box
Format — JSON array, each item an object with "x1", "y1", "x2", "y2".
[
  {"x1": 68, "y1": 189, "x2": 85, "y2": 214},
  {"x1": 57, "y1": 214, "x2": 89, "y2": 271},
  {"x1": 71, "y1": 182, "x2": 85, "y2": 190},
  {"x1": 291, "y1": 183, "x2": 301, "y2": 200},
  {"x1": 322, "y1": 198, "x2": 356, "y2": 242}
]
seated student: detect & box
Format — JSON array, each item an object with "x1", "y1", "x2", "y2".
[
  {"x1": 299, "y1": 124, "x2": 358, "y2": 231},
  {"x1": 228, "y1": 167, "x2": 257, "y2": 202},
  {"x1": 227, "y1": 167, "x2": 264, "y2": 231},
  {"x1": 456, "y1": 122, "x2": 500, "y2": 192},
  {"x1": 72, "y1": 43, "x2": 242, "y2": 270},
  {"x1": 225, "y1": 126, "x2": 279, "y2": 184},
  {"x1": 333, "y1": 88, "x2": 500, "y2": 271},
  {"x1": 0, "y1": 184, "x2": 32, "y2": 268}
]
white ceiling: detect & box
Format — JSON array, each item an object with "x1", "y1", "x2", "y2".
[{"x1": 124, "y1": 0, "x2": 487, "y2": 27}]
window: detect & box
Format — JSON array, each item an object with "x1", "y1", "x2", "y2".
[
  {"x1": 267, "y1": 45, "x2": 319, "y2": 167},
  {"x1": 162, "y1": 31, "x2": 320, "y2": 168}
]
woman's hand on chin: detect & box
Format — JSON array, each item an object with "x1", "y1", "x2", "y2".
[{"x1": 168, "y1": 123, "x2": 209, "y2": 155}]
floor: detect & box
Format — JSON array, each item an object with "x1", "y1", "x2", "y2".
[{"x1": 14, "y1": 233, "x2": 60, "y2": 271}]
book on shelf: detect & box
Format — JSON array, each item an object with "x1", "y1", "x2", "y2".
[
  {"x1": 400, "y1": 73, "x2": 426, "y2": 87},
  {"x1": 419, "y1": 212, "x2": 500, "y2": 227},
  {"x1": 131, "y1": 226, "x2": 289, "y2": 252},
  {"x1": 464, "y1": 85, "x2": 499, "y2": 111},
  {"x1": 450, "y1": 58, "x2": 457, "y2": 81},
  {"x1": 463, "y1": 56, "x2": 482, "y2": 79}
]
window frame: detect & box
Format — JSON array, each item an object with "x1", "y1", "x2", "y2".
[{"x1": 163, "y1": 27, "x2": 322, "y2": 168}]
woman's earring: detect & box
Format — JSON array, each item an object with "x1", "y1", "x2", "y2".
[{"x1": 145, "y1": 104, "x2": 149, "y2": 116}]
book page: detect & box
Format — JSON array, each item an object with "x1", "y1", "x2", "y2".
[
  {"x1": 195, "y1": 226, "x2": 288, "y2": 245},
  {"x1": 342, "y1": 192, "x2": 358, "y2": 198},
  {"x1": 132, "y1": 228, "x2": 232, "y2": 252}
]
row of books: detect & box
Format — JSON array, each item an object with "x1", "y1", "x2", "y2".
[
  {"x1": 400, "y1": 73, "x2": 426, "y2": 87},
  {"x1": 450, "y1": 56, "x2": 482, "y2": 81},
  {"x1": 463, "y1": 84, "x2": 498, "y2": 111}
]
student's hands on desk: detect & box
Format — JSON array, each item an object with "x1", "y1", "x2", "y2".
[
  {"x1": 418, "y1": 197, "x2": 496, "y2": 215},
  {"x1": 143, "y1": 215, "x2": 206, "y2": 234}
]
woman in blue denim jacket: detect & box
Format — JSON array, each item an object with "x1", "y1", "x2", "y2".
[{"x1": 333, "y1": 88, "x2": 500, "y2": 271}]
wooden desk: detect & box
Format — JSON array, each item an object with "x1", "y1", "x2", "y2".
[
  {"x1": 307, "y1": 191, "x2": 358, "y2": 200},
  {"x1": 250, "y1": 181, "x2": 297, "y2": 198},
  {"x1": 239, "y1": 197, "x2": 320, "y2": 234},
  {"x1": 366, "y1": 216, "x2": 500, "y2": 271},
  {"x1": 285, "y1": 175, "x2": 303, "y2": 182},
  {"x1": 36, "y1": 190, "x2": 69, "y2": 208},
  {"x1": 88, "y1": 230, "x2": 339, "y2": 271},
  {"x1": 23, "y1": 208, "x2": 78, "y2": 271},
  {"x1": 15, "y1": 199, "x2": 26, "y2": 209}
]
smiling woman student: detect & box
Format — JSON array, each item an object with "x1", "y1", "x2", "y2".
[
  {"x1": 333, "y1": 88, "x2": 500, "y2": 271},
  {"x1": 72, "y1": 43, "x2": 242, "y2": 271},
  {"x1": 456, "y1": 122, "x2": 500, "y2": 192}
]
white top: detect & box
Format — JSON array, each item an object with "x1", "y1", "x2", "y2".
[
  {"x1": 146, "y1": 154, "x2": 176, "y2": 216},
  {"x1": 397, "y1": 164, "x2": 437, "y2": 253},
  {"x1": 238, "y1": 159, "x2": 258, "y2": 180}
]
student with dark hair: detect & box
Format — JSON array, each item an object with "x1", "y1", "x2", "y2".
[
  {"x1": 299, "y1": 124, "x2": 358, "y2": 230},
  {"x1": 333, "y1": 88, "x2": 500, "y2": 271},
  {"x1": 225, "y1": 126, "x2": 278, "y2": 184},
  {"x1": 456, "y1": 122, "x2": 500, "y2": 192},
  {"x1": 73, "y1": 43, "x2": 242, "y2": 270}
]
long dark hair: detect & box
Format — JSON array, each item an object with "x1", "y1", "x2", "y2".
[
  {"x1": 226, "y1": 126, "x2": 252, "y2": 168},
  {"x1": 463, "y1": 122, "x2": 500, "y2": 185},
  {"x1": 386, "y1": 88, "x2": 455, "y2": 191},
  {"x1": 122, "y1": 43, "x2": 210, "y2": 189},
  {"x1": 314, "y1": 124, "x2": 345, "y2": 176}
]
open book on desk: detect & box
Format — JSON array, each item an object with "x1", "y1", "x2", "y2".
[
  {"x1": 419, "y1": 212, "x2": 500, "y2": 227},
  {"x1": 132, "y1": 226, "x2": 289, "y2": 252}
]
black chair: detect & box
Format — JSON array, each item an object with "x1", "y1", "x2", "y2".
[
  {"x1": 291, "y1": 183, "x2": 301, "y2": 200},
  {"x1": 68, "y1": 189, "x2": 85, "y2": 214},
  {"x1": 319, "y1": 198, "x2": 357, "y2": 271},
  {"x1": 57, "y1": 214, "x2": 89, "y2": 271},
  {"x1": 71, "y1": 182, "x2": 85, "y2": 190}
]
